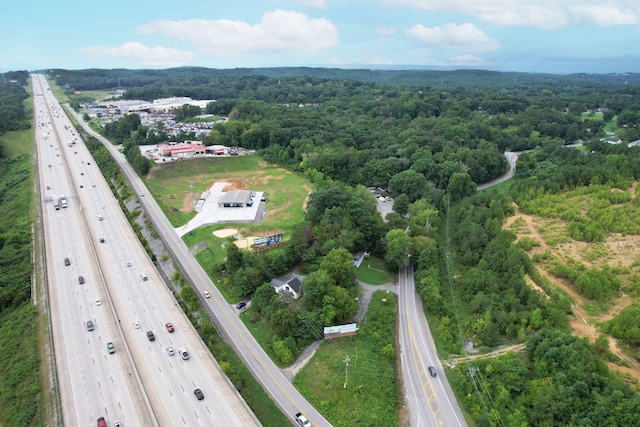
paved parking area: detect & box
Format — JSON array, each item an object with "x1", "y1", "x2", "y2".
[{"x1": 175, "y1": 182, "x2": 263, "y2": 236}]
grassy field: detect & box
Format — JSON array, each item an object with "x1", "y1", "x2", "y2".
[
  {"x1": 356, "y1": 256, "x2": 396, "y2": 285},
  {"x1": 0, "y1": 129, "x2": 35, "y2": 158},
  {"x1": 293, "y1": 292, "x2": 400, "y2": 427},
  {"x1": 74, "y1": 89, "x2": 119, "y2": 101},
  {"x1": 149, "y1": 154, "x2": 310, "y2": 242}
]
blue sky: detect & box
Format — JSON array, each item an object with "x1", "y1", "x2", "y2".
[{"x1": 2, "y1": 0, "x2": 640, "y2": 74}]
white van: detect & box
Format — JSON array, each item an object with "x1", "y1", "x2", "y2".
[{"x1": 140, "y1": 272, "x2": 148, "y2": 281}]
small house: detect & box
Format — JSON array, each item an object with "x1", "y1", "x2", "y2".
[{"x1": 270, "y1": 275, "x2": 303, "y2": 300}]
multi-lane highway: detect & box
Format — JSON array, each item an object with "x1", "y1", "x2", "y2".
[
  {"x1": 34, "y1": 74, "x2": 259, "y2": 426},
  {"x1": 399, "y1": 265, "x2": 467, "y2": 426},
  {"x1": 35, "y1": 76, "x2": 149, "y2": 425}
]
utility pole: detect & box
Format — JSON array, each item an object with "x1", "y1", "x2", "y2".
[{"x1": 343, "y1": 355, "x2": 350, "y2": 388}]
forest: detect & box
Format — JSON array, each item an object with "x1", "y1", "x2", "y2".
[{"x1": 40, "y1": 67, "x2": 640, "y2": 425}]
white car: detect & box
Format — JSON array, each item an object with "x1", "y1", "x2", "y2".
[
  {"x1": 133, "y1": 321, "x2": 140, "y2": 329},
  {"x1": 166, "y1": 346, "x2": 175, "y2": 356},
  {"x1": 95, "y1": 298, "x2": 101, "y2": 306},
  {"x1": 295, "y1": 412, "x2": 312, "y2": 427},
  {"x1": 178, "y1": 347, "x2": 190, "y2": 360},
  {"x1": 203, "y1": 290, "x2": 210, "y2": 298}
]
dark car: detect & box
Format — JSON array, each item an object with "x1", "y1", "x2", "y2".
[
  {"x1": 147, "y1": 331, "x2": 155, "y2": 341},
  {"x1": 78, "y1": 276, "x2": 85, "y2": 284},
  {"x1": 194, "y1": 388, "x2": 204, "y2": 400},
  {"x1": 99, "y1": 237, "x2": 105, "y2": 243},
  {"x1": 428, "y1": 366, "x2": 437, "y2": 377},
  {"x1": 64, "y1": 257, "x2": 70, "y2": 266},
  {"x1": 236, "y1": 301, "x2": 247, "y2": 309},
  {"x1": 86, "y1": 320, "x2": 95, "y2": 331}
]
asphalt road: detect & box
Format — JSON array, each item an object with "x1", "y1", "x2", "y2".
[
  {"x1": 34, "y1": 75, "x2": 147, "y2": 426},
  {"x1": 71, "y1": 103, "x2": 332, "y2": 426},
  {"x1": 398, "y1": 265, "x2": 467, "y2": 426},
  {"x1": 476, "y1": 151, "x2": 521, "y2": 190},
  {"x1": 35, "y1": 75, "x2": 258, "y2": 427}
]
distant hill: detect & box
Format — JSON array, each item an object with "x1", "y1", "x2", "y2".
[{"x1": 47, "y1": 67, "x2": 640, "y2": 92}]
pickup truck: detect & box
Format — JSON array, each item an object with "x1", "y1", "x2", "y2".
[{"x1": 295, "y1": 412, "x2": 311, "y2": 427}]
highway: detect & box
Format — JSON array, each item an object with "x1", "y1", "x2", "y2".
[
  {"x1": 34, "y1": 74, "x2": 259, "y2": 427},
  {"x1": 398, "y1": 265, "x2": 467, "y2": 426},
  {"x1": 70, "y1": 96, "x2": 333, "y2": 427},
  {"x1": 34, "y1": 76, "x2": 148, "y2": 426}
]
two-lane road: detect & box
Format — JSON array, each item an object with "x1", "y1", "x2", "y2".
[{"x1": 398, "y1": 265, "x2": 467, "y2": 426}]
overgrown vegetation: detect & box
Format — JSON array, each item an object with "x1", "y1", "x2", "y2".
[
  {"x1": 294, "y1": 292, "x2": 399, "y2": 427},
  {"x1": 0, "y1": 75, "x2": 42, "y2": 426},
  {"x1": 450, "y1": 329, "x2": 640, "y2": 426}
]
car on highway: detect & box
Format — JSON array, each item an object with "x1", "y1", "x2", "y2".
[
  {"x1": 236, "y1": 301, "x2": 247, "y2": 309},
  {"x1": 99, "y1": 237, "x2": 105, "y2": 243},
  {"x1": 113, "y1": 421, "x2": 121, "y2": 427},
  {"x1": 86, "y1": 320, "x2": 94, "y2": 332},
  {"x1": 179, "y1": 347, "x2": 190, "y2": 360},
  {"x1": 107, "y1": 342, "x2": 115, "y2": 354},
  {"x1": 97, "y1": 417, "x2": 106, "y2": 427},
  {"x1": 78, "y1": 276, "x2": 85, "y2": 284},
  {"x1": 64, "y1": 257, "x2": 70, "y2": 266},
  {"x1": 133, "y1": 321, "x2": 140, "y2": 329},
  {"x1": 140, "y1": 272, "x2": 148, "y2": 281},
  {"x1": 203, "y1": 290, "x2": 210, "y2": 298},
  {"x1": 165, "y1": 322, "x2": 174, "y2": 332},
  {"x1": 428, "y1": 366, "x2": 437, "y2": 377},
  {"x1": 98, "y1": 214, "x2": 104, "y2": 221},
  {"x1": 147, "y1": 331, "x2": 155, "y2": 341},
  {"x1": 95, "y1": 298, "x2": 101, "y2": 306},
  {"x1": 295, "y1": 412, "x2": 312, "y2": 427},
  {"x1": 166, "y1": 346, "x2": 175, "y2": 356},
  {"x1": 126, "y1": 261, "x2": 131, "y2": 267},
  {"x1": 194, "y1": 388, "x2": 204, "y2": 400}
]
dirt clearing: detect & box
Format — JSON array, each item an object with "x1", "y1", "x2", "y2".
[{"x1": 505, "y1": 199, "x2": 640, "y2": 384}]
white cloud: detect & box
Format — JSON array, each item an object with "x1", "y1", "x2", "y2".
[
  {"x1": 137, "y1": 10, "x2": 338, "y2": 56},
  {"x1": 289, "y1": 0, "x2": 328, "y2": 8},
  {"x1": 569, "y1": 5, "x2": 638, "y2": 26},
  {"x1": 78, "y1": 42, "x2": 195, "y2": 67},
  {"x1": 407, "y1": 23, "x2": 500, "y2": 52},
  {"x1": 375, "y1": 25, "x2": 396, "y2": 35},
  {"x1": 380, "y1": 0, "x2": 640, "y2": 29}
]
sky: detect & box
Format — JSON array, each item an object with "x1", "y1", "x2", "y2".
[{"x1": 2, "y1": 0, "x2": 640, "y2": 74}]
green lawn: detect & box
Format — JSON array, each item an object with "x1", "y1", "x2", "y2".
[
  {"x1": 147, "y1": 155, "x2": 310, "y2": 228},
  {"x1": 356, "y1": 256, "x2": 396, "y2": 285}
]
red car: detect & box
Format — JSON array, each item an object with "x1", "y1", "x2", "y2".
[
  {"x1": 165, "y1": 322, "x2": 174, "y2": 333},
  {"x1": 97, "y1": 417, "x2": 106, "y2": 427}
]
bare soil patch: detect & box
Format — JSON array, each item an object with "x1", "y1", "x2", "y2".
[
  {"x1": 213, "y1": 228, "x2": 238, "y2": 238},
  {"x1": 505, "y1": 201, "x2": 640, "y2": 383}
]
